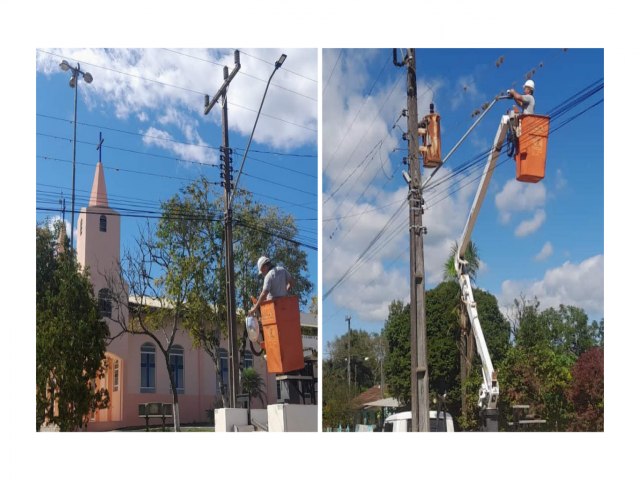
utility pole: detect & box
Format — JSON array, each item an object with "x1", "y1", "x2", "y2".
[
  {"x1": 346, "y1": 315, "x2": 351, "y2": 395},
  {"x1": 394, "y1": 48, "x2": 429, "y2": 432},
  {"x1": 204, "y1": 51, "x2": 241, "y2": 408}
]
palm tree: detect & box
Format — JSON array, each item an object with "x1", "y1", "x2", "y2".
[
  {"x1": 443, "y1": 240, "x2": 480, "y2": 416},
  {"x1": 241, "y1": 367, "x2": 266, "y2": 428}
]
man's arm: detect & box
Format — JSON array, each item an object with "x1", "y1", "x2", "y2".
[
  {"x1": 508, "y1": 89, "x2": 525, "y2": 107},
  {"x1": 249, "y1": 289, "x2": 269, "y2": 316}
]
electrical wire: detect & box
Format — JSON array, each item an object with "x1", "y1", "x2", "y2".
[
  {"x1": 162, "y1": 48, "x2": 317, "y2": 102},
  {"x1": 322, "y1": 79, "x2": 603, "y2": 301},
  {"x1": 37, "y1": 49, "x2": 315, "y2": 133},
  {"x1": 37, "y1": 113, "x2": 317, "y2": 160},
  {"x1": 37, "y1": 133, "x2": 317, "y2": 196}
]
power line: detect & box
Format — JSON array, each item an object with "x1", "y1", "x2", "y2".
[
  {"x1": 37, "y1": 133, "x2": 317, "y2": 195},
  {"x1": 162, "y1": 48, "x2": 317, "y2": 102},
  {"x1": 36, "y1": 204, "x2": 317, "y2": 249},
  {"x1": 37, "y1": 155, "x2": 318, "y2": 213},
  {"x1": 323, "y1": 49, "x2": 342, "y2": 94},
  {"x1": 236, "y1": 49, "x2": 318, "y2": 84},
  {"x1": 323, "y1": 52, "x2": 399, "y2": 173},
  {"x1": 238, "y1": 172, "x2": 316, "y2": 197},
  {"x1": 37, "y1": 113, "x2": 317, "y2": 160},
  {"x1": 323, "y1": 79, "x2": 604, "y2": 301},
  {"x1": 37, "y1": 49, "x2": 316, "y2": 133}
]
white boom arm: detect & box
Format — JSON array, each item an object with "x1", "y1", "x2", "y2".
[{"x1": 456, "y1": 114, "x2": 510, "y2": 411}]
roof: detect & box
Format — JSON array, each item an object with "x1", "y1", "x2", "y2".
[
  {"x1": 352, "y1": 385, "x2": 383, "y2": 407},
  {"x1": 362, "y1": 397, "x2": 401, "y2": 409}
]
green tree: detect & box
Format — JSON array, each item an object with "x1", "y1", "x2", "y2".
[
  {"x1": 499, "y1": 343, "x2": 574, "y2": 431},
  {"x1": 325, "y1": 329, "x2": 377, "y2": 394},
  {"x1": 382, "y1": 300, "x2": 411, "y2": 406},
  {"x1": 442, "y1": 240, "x2": 481, "y2": 416},
  {"x1": 241, "y1": 367, "x2": 266, "y2": 427},
  {"x1": 322, "y1": 362, "x2": 356, "y2": 430},
  {"x1": 105, "y1": 177, "x2": 313, "y2": 418},
  {"x1": 36, "y1": 222, "x2": 110, "y2": 431},
  {"x1": 161, "y1": 179, "x2": 312, "y2": 388},
  {"x1": 383, "y1": 285, "x2": 509, "y2": 430},
  {"x1": 322, "y1": 328, "x2": 381, "y2": 429},
  {"x1": 499, "y1": 298, "x2": 601, "y2": 431}
]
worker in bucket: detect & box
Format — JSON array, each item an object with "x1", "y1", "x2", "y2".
[
  {"x1": 508, "y1": 79, "x2": 536, "y2": 114},
  {"x1": 248, "y1": 256, "x2": 294, "y2": 316}
]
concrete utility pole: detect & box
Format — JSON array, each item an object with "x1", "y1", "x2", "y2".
[
  {"x1": 346, "y1": 315, "x2": 351, "y2": 395},
  {"x1": 394, "y1": 48, "x2": 429, "y2": 432},
  {"x1": 205, "y1": 50, "x2": 241, "y2": 408}
]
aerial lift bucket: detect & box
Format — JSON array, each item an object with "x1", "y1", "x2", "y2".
[
  {"x1": 259, "y1": 296, "x2": 305, "y2": 374},
  {"x1": 419, "y1": 111, "x2": 442, "y2": 168},
  {"x1": 515, "y1": 114, "x2": 550, "y2": 183}
]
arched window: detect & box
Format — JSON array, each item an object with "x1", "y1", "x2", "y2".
[
  {"x1": 169, "y1": 345, "x2": 185, "y2": 394},
  {"x1": 99, "y1": 214, "x2": 107, "y2": 232},
  {"x1": 98, "y1": 288, "x2": 112, "y2": 318},
  {"x1": 79, "y1": 219, "x2": 83, "y2": 236},
  {"x1": 140, "y1": 343, "x2": 156, "y2": 392}
]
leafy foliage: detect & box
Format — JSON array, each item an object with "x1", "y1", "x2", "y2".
[
  {"x1": 382, "y1": 301, "x2": 412, "y2": 406},
  {"x1": 242, "y1": 367, "x2": 266, "y2": 406},
  {"x1": 322, "y1": 327, "x2": 385, "y2": 429},
  {"x1": 322, "y1": 364, "x2": 357, "y2": 429},
  {"x1": 566, "y1": 347, "x2": 604, "y2": 431},
  {"x1": 499, "y1": 299, "x2": 603, "y2": 430},
  {"x1": 106, "y1": 178, "x2": 313, "y2": 414},
  {"x1": 36, "y1": 223, "x2": 110, "y2": 431}
]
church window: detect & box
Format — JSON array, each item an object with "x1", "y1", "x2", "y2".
[{"x1": 99, "y1": 215, "x2": 107, "y2": 232}]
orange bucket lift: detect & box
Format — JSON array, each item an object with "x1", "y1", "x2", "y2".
[
  {"x1": 515, "y1": 114, "x2": 550, "y2": 183},
  {"x1": 419, "y1": 104, "x2": 442, "y2": 168},
  {"x1": 259, "y1": 296, "x2": 305, "y2": 374}
]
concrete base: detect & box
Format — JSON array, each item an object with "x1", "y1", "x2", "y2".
[
  {"x1": 214, "y1": 408, "x2": 268, "y2": 432},
  {"x1": 267, "y1": 404, "x2": 317, "y2": 432}
]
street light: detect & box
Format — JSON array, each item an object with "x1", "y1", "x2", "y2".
[
  {"x1": 228, "y1": 52, "x2": 287, "y2": 207},
  {"x1": 59, "y1": 60, "x2": 93, "y2": 250}
]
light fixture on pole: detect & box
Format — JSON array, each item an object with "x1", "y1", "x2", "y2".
[
  {"x1": 59, "y1": 60, "x2": 93, "y2": 250},
  {"x1": 229, "y1": 52, "x2": 287, "y2": 208}
]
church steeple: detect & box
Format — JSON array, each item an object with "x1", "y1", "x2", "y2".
[
  {"x1": 76, "y1": 131, "x2": 120, "y2": 289},
  {"x1": 89, "y1": 161, "x2": 109, "y2": 207},
  {"x1": 89, "y1": 133, "x2": 108, "y2": 207}
]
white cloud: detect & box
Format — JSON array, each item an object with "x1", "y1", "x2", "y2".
[
  {"x1": 555, "y1": 168, "x2": 567, "y2": 191},
  {"x1": 141, "y1": 122, "x2": 216, "y2": 166},
  {"x1": 499, "y1": 254, "x2": 604, "y2": 321},
  {"x1": 534, "y1": 241, "x2": 553, "y2": 261},
  {"x1": 322, "y1": 50, "x2": 487, "y2": 323},
  {"x1": 515, "y1": 209, "x2": 546, "y2": 237},
  {"x1": 36, "y1": 48, "x2": 317, "y2": 151},
  {"x1": 495, "y1": 178, "x2": 546, "y2": 223}
]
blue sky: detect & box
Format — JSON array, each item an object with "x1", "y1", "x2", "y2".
[
  {"x1": 322, "y1": 48, "x2": 604, "y2": 352},
  {"x1": 35, "y1": 48, "x2": 318, "y2": 306}
]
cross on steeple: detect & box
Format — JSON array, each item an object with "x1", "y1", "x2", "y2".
[{"x1": 97, "y1": 132, "x2": 104, "y2": 163}]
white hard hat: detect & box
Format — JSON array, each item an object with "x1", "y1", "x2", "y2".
[
  {"x1": 257, "y1": 256, "x2": 270, "y2": 271},
  {"x1": 523, "y1": 79, "x2": 535, "y2": 91}
]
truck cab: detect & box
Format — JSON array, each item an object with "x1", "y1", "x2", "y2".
[{"x1": 382, "y1": 410, "x2": 455, "y2": 432}]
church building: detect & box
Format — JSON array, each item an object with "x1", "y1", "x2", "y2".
[{"x1": 76, "y1": 158, "x2": 282, "y2": 430}]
